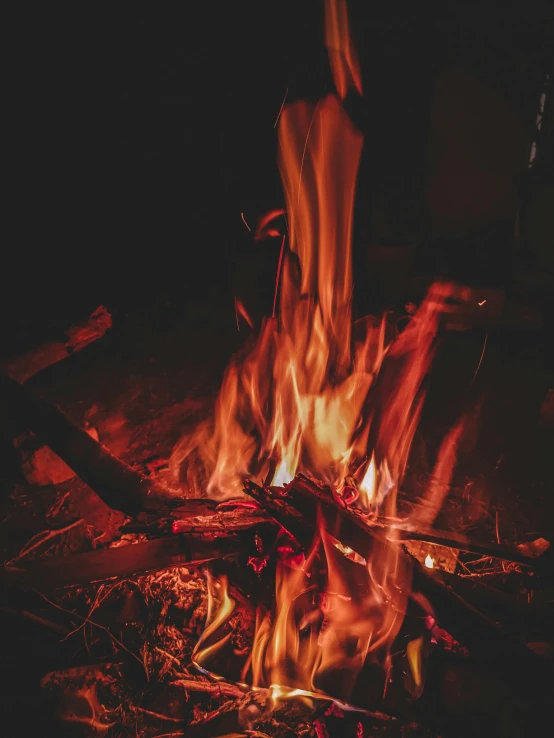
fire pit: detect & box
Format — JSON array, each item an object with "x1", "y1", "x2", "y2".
[{"x1": 1, "y1": 2, "x2": 553, "y2": 736}]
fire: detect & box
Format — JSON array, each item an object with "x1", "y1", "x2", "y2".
[
  {"x1": 324, "y1": 0, "x2": 363, "y2": 100},
  {"x1": 358, "y1": 455, "x2": 376, "y2": 510},
  {"x1": 193, "y1": 572, "x2": 235, "y2": 671},
  {"x1": 424, "y1": 555, "x2": 435, "y2": 569},
  {"x1": 178, "y1": 0, "x2": 467, "y2": 710}
]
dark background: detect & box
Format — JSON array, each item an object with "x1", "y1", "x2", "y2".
[{"x1": 6, "y1": 0, "x2": 553, "y2": 355}]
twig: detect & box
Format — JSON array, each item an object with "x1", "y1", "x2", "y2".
[
  {"x1": 132, "y1": 706, "x2": 182, "y2": 723},
  {"x1": 33, "y1": 589, "x2": 145, "y2": 672},
  {"x1": 155, "y1": 646, "x2": 182, "y2": 667},
  {"x1": 12, "y1": 519, "x2": 84, "y2": 562},
  {"x1": 0, "y1": 605, "x2": 69, "y2": 634},
  {"x1": 172, "y1": 677, "x2": 246, "y2": 700},
  {"x1": 47, "y1": 490, "x2": 71, "y2": 519}
]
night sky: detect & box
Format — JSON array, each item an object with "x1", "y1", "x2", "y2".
[{"x1": 6, "y1": 1, "x2": 552, "y2": 348}]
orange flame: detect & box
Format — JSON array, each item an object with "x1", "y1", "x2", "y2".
[
  {"x1": 172, "y1": 94, "x2": 379, "y2": 498},
  {"x1": 193, "y1": 572, "x2": 235, "y2": 671},
  {"x1": 180, "y1": 1, "x2": 467, "y2": 705},
  {"x1": 324, "y1": 0, "x2": 363, "y2": 100}
]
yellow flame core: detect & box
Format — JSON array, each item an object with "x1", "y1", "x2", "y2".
[
  {"x1": 193, "y1": 573, "x2": 235, "y2": 669},
  {"x1": 358, "y1": 455, "x2": 376, "y2": 509},
  {"x1": 407, "y1": 636, "x2": 425, "y2": 688}
]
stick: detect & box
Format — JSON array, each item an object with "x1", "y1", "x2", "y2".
[
  {"x1": 0, "y1": 605, "x2": 69, "y2": 634},
  {"x1": 1, "y1": 306, "x2": 112, "y2": 384},
  {"x1": 12, "y1": 518, "x2": 84, "y2": 562},
  {"x1": 394, "y1": 527, "x2": 536, "y2": 567},
  {"x1": 0, "y1": 370, "x2": 177, "y2": 516},
  {"x1": 171, "y1": 677, "x2": 246, "y2": 700},
  {"x1": 2, "y1": 535, "x2": 242, "y2": 589}
]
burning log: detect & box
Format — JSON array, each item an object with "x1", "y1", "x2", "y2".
[
  {"x1": 0, "y1": 370, "x2": 179, "y2": 516},
  {"x1": 244, "y1": 475, "x2": 539, "y2": 569},
  {"x1": 244, "y1": 474, "x2": 554, "y2": 696}
]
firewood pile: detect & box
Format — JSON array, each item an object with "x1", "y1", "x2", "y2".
[{"x1": 1, "y1": 307, "x2": 553, "y2": 738}]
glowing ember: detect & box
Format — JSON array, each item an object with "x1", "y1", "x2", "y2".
[{"x1": 424, "y1": 555, "x2": 435, "y2": 569}]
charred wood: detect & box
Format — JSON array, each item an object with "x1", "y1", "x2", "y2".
[
  {"x1": 1, "y1": 306, "x2": 112, "y2": 384},
  {"x1": 2, "y1": 535, "x2": 241, "y2": 590},
  {"x1": 0, "y1": 370, "x2": 178, "y2": 516}
]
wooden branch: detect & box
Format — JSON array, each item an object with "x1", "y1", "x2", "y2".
[
  {"x1": 1, "y1": 306, "x2": 112, "y2": 384},
  {"x1": 2, "y1": 534, "x2": 242, "y2": 590},
  {"x1": 394, "y1": 527, "x2": 537, "y2": 567},
  {"x1": 0, "y1": 370, "x2": 178, "y2": 516},
  {"x1": 171, "y1": 677, "x2": 246, "y2": 700},
  {"x1": 12, "y1": 518, "x2": 84, "y2": 562}
]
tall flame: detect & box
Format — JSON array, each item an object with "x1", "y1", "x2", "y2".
[
  {"x1": 324, "y1": 0, "x2": 363, "y2": 100},
  {"x1": 172, "y1": 94, "x2": 381, "y2": 497},
  {"x1": 179, "y1": 0, "x2": 468, "y2": 708}
]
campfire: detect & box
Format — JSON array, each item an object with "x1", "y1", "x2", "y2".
[{"x1": 1, "y1": 2, "x2": 553, "y2": 737}]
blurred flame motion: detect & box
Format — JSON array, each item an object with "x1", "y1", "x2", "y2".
[
  {"x1": 324, "y1": 0, "x2": 363, "y2": 100},
  {"x1": 172, "y1": 95, "x2": 387, "y2": 500},
  {"x1": 179, "y1": 0, "x2": 468, "y2": 708}
]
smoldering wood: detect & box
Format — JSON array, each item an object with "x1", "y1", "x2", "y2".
[{"x1": 0, "y1": 370, "x2": 179, "y2": 517}]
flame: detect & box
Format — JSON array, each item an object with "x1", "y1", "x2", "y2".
[
  {"x1": 182, "y1": 0, "x2": 466, "y2": 707},
  {"x1": 424, "y1": 555, "x2": 435, "y2": 569},
  {"x1": 324, "y1": 0, "x2": 363, "y2": 100},
  {"x1": 193, "y1": 573, "x2": 235, "y2": 670},
  {"x1": 358, "y1": 455, "x2": 376, "y2": 510},
  {"x1": 271, "y1": 458, "x2": 295, "y2": 487},
  {"x1": 407, "y1": 636, "x2": 425, "y2": 688},
  {"x1": 173, "y1": 94, "x2": 377, "y2": 498}
]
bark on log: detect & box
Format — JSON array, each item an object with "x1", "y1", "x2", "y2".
[{"x1": 0, "y1": 370, "x2": 179, "y2": 516}]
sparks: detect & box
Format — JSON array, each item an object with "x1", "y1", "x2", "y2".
[
  {"x1": 273, "y1": 87, "x2": 289, "y2": 128},
  {"x1": 469, "y1": 332, "x2": 488, "y2": 390},
  {"x1": 240, "y1": 212, "x2": 252, "y2": 231},
  {"x1": 272, "y1": 235, "x2": 286, "y2": 319}
]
